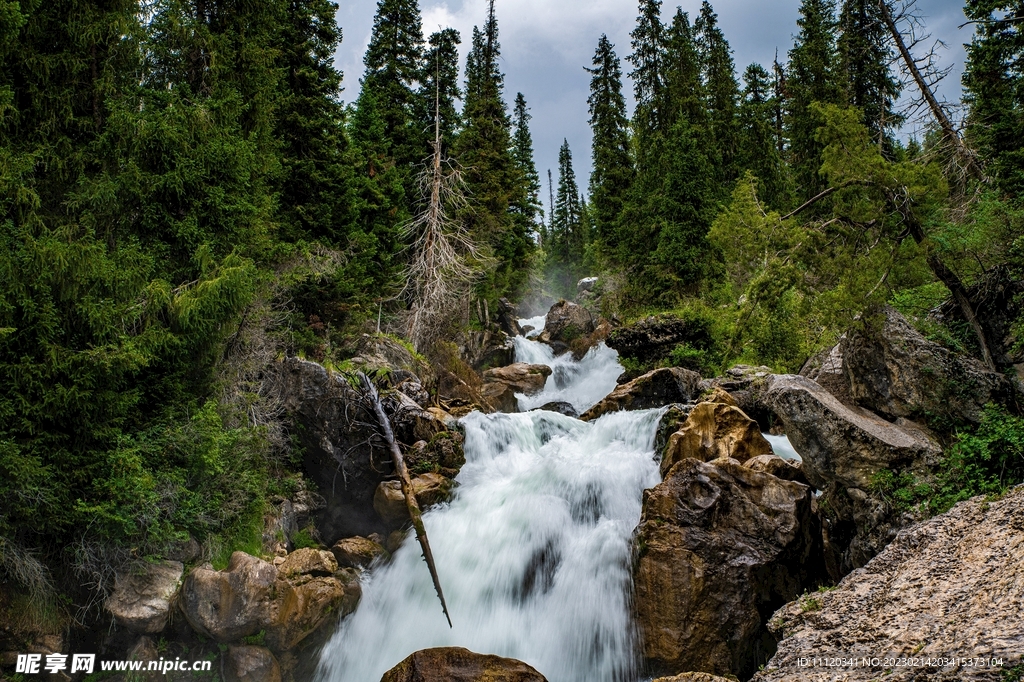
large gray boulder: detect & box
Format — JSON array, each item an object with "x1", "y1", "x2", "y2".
[
  {"x1": 634, "y1": 458, "x2": 824, "y2": 680},
  {"x1": 763, "y1": 374, "x2": 941, "y2": 573},
  {"x1": 541, "y1": 300, "x2": 595, "y2": 345},
  {"x1": 105, "y1": 560, "x2": 184, "y2": 634},
  {"x1": 581, "y1": 367, "x2": 701, "y2": 421},
  {"x1": 754, "y1": 486, "x2": 1024, "y2": 682},
  {"x1": 842, "y1": 306, "x2": 1014, "y2": 425}
]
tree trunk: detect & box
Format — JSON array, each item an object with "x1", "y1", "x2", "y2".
[{"x1": 358, "y1": 372, "x2": 453, "y2": 627}]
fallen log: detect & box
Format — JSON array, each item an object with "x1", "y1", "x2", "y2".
[{"x1": 358, "y1": 372, "x2": 453, "y2": 628}]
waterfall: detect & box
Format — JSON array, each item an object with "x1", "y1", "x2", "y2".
[{"x1": 316, "y1": 323, "x2": 663, "y2": 682}]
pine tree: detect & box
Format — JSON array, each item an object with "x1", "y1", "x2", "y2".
[
  {"x1": 352, "y1": 0, "x2": 425, "y2": 168},
  {"x1": 695, "y1": 1, "x2": 741, "y2": 184},
  {"x1": 664, "y1": 9, "x2": 707, "y2": 131},
  {"x1": 787, "y1": 0, "x2": 842, "y2": 199},
  {"x1": 549, "y1": 139, "x2": 584, "y2": 294},
  {"x1": 418, "y1": 28, "x2": 462, "y2": 150},
  {"x1": 773, "y1": 52, "x2": 788, "y2": 155},
  {"x1": 837, "y1": 0, "x2": 902, "y2": 148},
  {"x1": 586, "y1": 34, "x2": 633, "y2": 250},
  {"x1": 628, "y1": 0, "x2": 667, "y2": 139},
  {"x1": 738, "y1": 63, "x2": 788, "y2": 206},
  {"x1": 963, "y1": 0, "x2": 1024, "y2": 197},
  {"x1": 510, "y1": 92, "x2": 543, "y2": 236},
  {"x1": 456, "y1": 0, "x2": 531, "y2": 299}
]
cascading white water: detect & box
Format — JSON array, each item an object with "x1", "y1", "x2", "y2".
[
  {"x1": 316, "y1": 326, "x2": 662, "y2": 682},
  {"x1": 512, "y1": 335, "x2": 622, "y2": 414}
]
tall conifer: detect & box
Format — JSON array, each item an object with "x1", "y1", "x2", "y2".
[
  {"x1": 837, "y1": 0, "x2": 901, "y2": 148},
  {"x1": 739, "y1": 63, "x2": 788, "y2": 206},
  {"x1": 628, "y1": 0, "x2": 667, "y2": 139},
  {"x1": 510, "y1": 92, "x2": 543, "y2": 237},
  {"x1": 695, "y1": 1, "x2": 741, "y2": 184},
  {"x1": 418, "y1": 28, "x2": 462, "y2": 149}
]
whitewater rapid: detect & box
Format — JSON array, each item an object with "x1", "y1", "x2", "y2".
[{"x1": 316, "y1": 325, "x2": 663, "y2": 682}]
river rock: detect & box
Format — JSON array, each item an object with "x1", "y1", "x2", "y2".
[
  {"x1": 331, "y1": 536, "x2": 387, "y2": 568},
  {"x1": 374, "y1": 474, "x2": 452, "y2": 528},
  {"x1": 533, "y1": 401, "x2": 579, "y2": 418},
  {"x1": 763, "y1": 374, "x2": 942, "y2": 571},
  {"x1": 842, "y1": 306, "x2": 1013, "y2": 426},
  {"x1": 181, "y1": 553, "x2": 279, "y2": 642},
  {"x1": 276, "y1": 548, "x2": 337, "y2": 580},
  {"x1": 482, "y1": 363, "x2": 552, "y2": 395},
  {"x1": 541, "y1": 300, "x2": 595, "y2": 344},
  {"x1": 263, "y1": 570, "x2": 360, "y2": 651},
  {"x1": 105, "y1": 560, "x2": 184, "y2": 634},
  {"x1": 606, "y1": 315, "x2": 714, "y2": 363},
  {"x1": 660, "y1": 402, "x2": 773, "y2": 477},
  {"x1": 379, "y1": 647, "x2": 549, "y2": 682},
  {"x1": 635, "y1": 458, "x2": 824, "y2": 680},
  {"x1": 480, "y1": 381, "x2": 519, "y2": 413},
  {"x1": 581, "y1": 368, "x2": 701, "y2": 421},
  {"x1": 224, "y1": 645, "x2": 282, "y2": 682},
  {"x1": 744, "y1": 455, "x2": 808, "y2": 485},
  {"x1": 753, "y1": 486, "x2": 1024, "y2": 682}
]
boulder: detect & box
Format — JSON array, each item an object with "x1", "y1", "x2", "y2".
[
  {"x1": 224, "y1": 645, "x2": 282, "y2": 682},
  {"x1": 105, "y1": 560, "x2": 184, "y2": 634},
  {"x1": 798, "y1": 340, "x2": 851, "y2": 404},
  {"x1": 460, "y1": 330, "x2": 516, "y2": 372},
  {"x1": 581, "y1": 368, "x2": 701, "y2": 421},
  {"x1": 701, "y1": 386, "x2": 737, "y2": 407},
  {"x1": 181, "y1": 553, "x2": 279, "y2": 643},
  {"x1": 635, "y1": 458, "x2": 824, "y2": 680},
  {"x1": 482, "y1": 363, "x2": 552, "y2": 395},
  {"x1": 331, "y1": 536, "x2": 388, "y2": 569},
  {"x1": 404, "y1": 432, "x2": 466, "y2": 477},
  {"x1": 532, "y1": 401, "x2": 579, "y2": 418},
  {"x1": 380, "y1": 647, "x2": 548, "y2": 682},
  {"x1": 606, "y1": 315, "x2": 714, "y2": 363},
  {"x1": 576, "y1": 276, "x2": 599, "y2": 295},
  {"x1": 660, "y1": 402, "x2": 773, "y2": 477},
  {"x1": 390, "y1": 392, "x2": 447, "y2": 445},
  {"x1": 754, "y1": 486, "x2": 1024, "y2": 682},
  {"x1": 842, "y1": 306, "x2": 1014, "y2": 426},
  {"x1": 763, "y1": 374, "x2": 942, "y2": 571},
  {"x1": 496, "y1": 297, "x2": 523, "y2": 338},
  {"x1": 541, "y1": 300, "x2": 595, "y2": 345},
  {"x1": 276, "y1": 548, "x2": 337, "y2": 580},
  {"x1": 374, "y1": 474, "x2": 452, "y2": 528},
  {"x1": 744, "y1": 455, "x2": 808, "y2": 485},
  {"x1": 180, "y1": 552, "x2": 360, "y2": 652},
  {"x1": 480, "y1": 381, "x2": 519, "y2": 413}
]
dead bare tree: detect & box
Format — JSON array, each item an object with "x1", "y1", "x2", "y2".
[
  {"x1": 402, "y1": 62, "x2": 485, "y2": 352},
  {"x1": 358, "y1": 372, "x2": 452, "y2": 627}
]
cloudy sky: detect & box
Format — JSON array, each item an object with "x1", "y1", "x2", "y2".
[{"x1": 335, "y1": 0, "x2": 973, "y2": 213}]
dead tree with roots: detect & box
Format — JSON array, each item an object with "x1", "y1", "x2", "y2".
[{"x1": 402, "y1": 66, "x2": 486, "y2": 353}]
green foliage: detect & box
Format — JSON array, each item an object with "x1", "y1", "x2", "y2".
[{"x1": 291, "y1": 527, "x2": 320, "y2": 550}]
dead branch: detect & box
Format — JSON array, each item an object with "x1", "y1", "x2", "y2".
[{"x1": 357, "y1": 372, "x2": 452, "y2": 628}]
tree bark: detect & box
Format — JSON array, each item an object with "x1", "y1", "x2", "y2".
[{"x1": 358, "y1": 372, "x2": 453, "y2": 627}]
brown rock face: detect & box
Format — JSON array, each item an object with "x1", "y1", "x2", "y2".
[
  {"x1": 842, "y1": 306, "x2": 1014, "y2": 426},
  {"x1": 104, "y1": 560, "x2": 184, "y2": 634},
  {"x1": 542, "y1": 300, "x2": 595, "y2": 345},
  {"x1": 331, "y1": 536, "x2": 387, "y2": 569},
  {"x1": 276, "y1": 548, "x2": 337, "y2": 579},
  {"x1": 480, "y1": 381, "x2": 520, "y2": 413},
  {"x1": 754, "y1": 486, "x2": 1024, "y2": 682},
  {"x1": 660, "y1": 402, "x2": 773, "y2": 477},
  {"x1": 581, "y1": 368, "x2": 701, "y2": 421},
  {"x1": 744, "y1": 455, "x2": 808, "y2": 485},
  {"x1": 374, "y1": 474, "x2": 452, "y2": 528},
  {"x1": 764, "y1": 374, "x2": 942, "y2": 571},
  {"x1": 224, "y1": 645, "x2": 282, "y2": 682},
  {"x1": 379, "y1": 647, "x2": 549, "y2": 682},
  {"x1": 482, "y1": 363, "x2": 552, "y2": 395},
  {"x1": 181, "y1": 553, "x2": 279, "y2": 643},
  {"x1": 635, "y1": 458, "x2": 824, "y2": 680}
]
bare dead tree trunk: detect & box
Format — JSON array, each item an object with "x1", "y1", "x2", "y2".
[
  {"x1": 879, "y1": 0, "x2": 985, "y2": 181},
  {"x1": 358, "y1": 372, "x2": 452, "y2": 627}
]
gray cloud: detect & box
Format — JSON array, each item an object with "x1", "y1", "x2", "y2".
[{"x1": 336, "y1": 0, "x2": 972, "y2": 216}]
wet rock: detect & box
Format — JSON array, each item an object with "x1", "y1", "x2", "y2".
[
  {"x1": 581, "y1": 368, "x2": 701, "y2": 421},
  {"x1": 764, "y1": 374, "x2": 942, "y2": 571},
  {"x1": 754, "y1": 486, "x2": 1024, "y2": 682},
  {"x1": 842, "y1": 306, "x2": 1014, "y2": 426},
  {"x1": 461, "y1": 330, "x2": 516, "y2": 372},
  {"x1": 606, "y1": 315, "x2": 713, "y2": 363},
  {"x1": 635, "y1": 458, "x2": 824, "y2": 680},
  {"x1": 380, "y1": 647, "x2": 549, "y2": 682},
  {"x1": 480, "y1": 381, "x2": 519, "y2": 413},
  {"x1": 483, "y1": 363, "x2": 552, "y2": 395},
  {"x1": 276, "y1": 548, "x2": 337, "y2": 580},
  {"x1": 660, "y1": 402, "x2": 773, "y2": 477},
  {"x1": 497, "y1": 297, "x2": 523, "y2": 338},
  {"x1": 541, "y1": 300, "x2": 595, "y2": 345},
  {"x1": 373, "y1": 474, "x2": 452, "y2": 528},
  {"x1": 181, "y1": 553, "x2": 279, "y2": 642},
  {"x1": 263, "y1": 572, "x2": 358, "y2": 652},
  {"x1": 330, "y1": 536, "x2": 388, "y2": 569},
  {"x1": 577, "y1": 276, "x2": 599, "y2": 295},
  {"x1": 224, "y1": 645, "x2": 282, "y2": 682},
  {"x1": 744, "y1": 455, "x2": 808, "y2": 485},
  {"x1": 654, "y1": 404, "x2": 694, "y2": 457},
  {"x1": 105, "y1": 560, "x2": 184, "y2": 634},
  {"x1": 533, "y1": 401, "x2": 579, "y2": 418}
]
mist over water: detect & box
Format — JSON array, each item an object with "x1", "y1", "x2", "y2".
[{"x1": 316, "y1": 323, "x2": 663, "y2": 682}]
